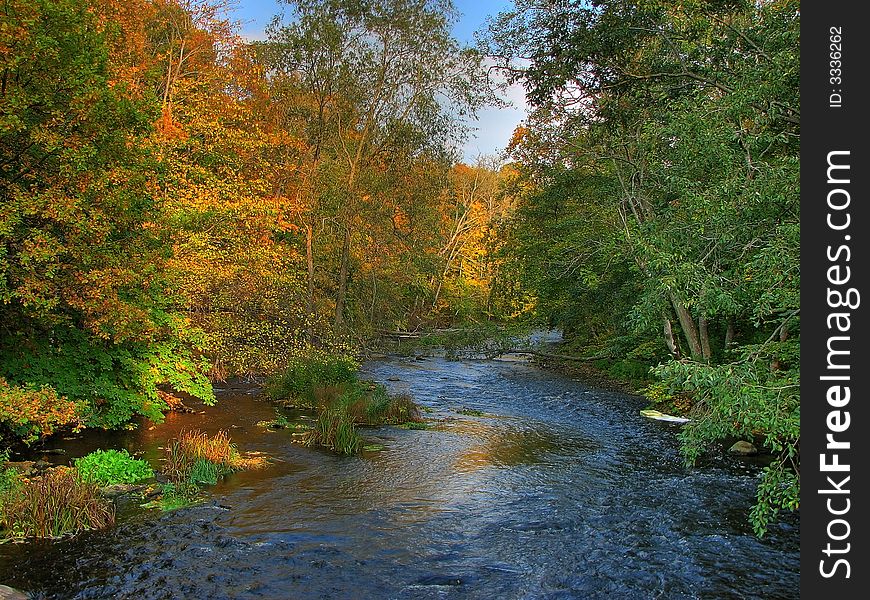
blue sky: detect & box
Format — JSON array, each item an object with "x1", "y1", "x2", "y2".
[{"x1": 231, "y1": 0, "x2": 527, "y2": 163}]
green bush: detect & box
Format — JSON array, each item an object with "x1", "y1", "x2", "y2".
[
  {"x1": 74, "y1": 449, "x2": 154, "y2": 486},
  {"x1": 266, "y1": 353, "x2": 359, "y2": 404},
  {"x1": 0, "y1": 326, "x2": 215, "y2": 431}
]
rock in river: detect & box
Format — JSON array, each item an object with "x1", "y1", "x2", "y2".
[{"x1": 728, "y1": 440, "x2": 758, "y2": 456}]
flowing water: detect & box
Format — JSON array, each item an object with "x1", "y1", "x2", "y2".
[{"x1": 0, "y1": 357, "x2": 799, "y2": 599}]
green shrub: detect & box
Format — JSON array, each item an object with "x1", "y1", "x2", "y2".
[
  {"x1": 266, "y1": 353, "x2": 359, "y2": 404},
  {"x1": 0, "y1": 467, "x2": 114, "y2": 539},
  {"x1": 0, "y1": 326, "x2": 215, "y2": 431},
  {"x1": 74, "y1": 449, "x2": 154, "y2": 486}
]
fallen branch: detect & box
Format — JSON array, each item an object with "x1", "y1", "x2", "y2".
[{"x1": 500, "y1": 349, "x2": 614, "y2": 362}]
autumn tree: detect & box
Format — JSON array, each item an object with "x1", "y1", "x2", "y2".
[
  {"x1": 0, "y1": 0, "x2": 213, "y2": 437},
  {"x1": 266, "y1": 0, "x2": 489, "y2": 329}
]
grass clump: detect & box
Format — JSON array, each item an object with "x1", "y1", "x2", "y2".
[
  {"x1": 163, "y1": 429, "x2": 264, "y2": 484},
  {"x1": 304, "y1": 406, "x2": 360, "y2": 455},
  {"x1": 74, "y1": 449, "x2": 153, "y2": 486},
  {"x1": 144, "y1": 482, "x2": 200, "y2": 511},
  {"x1": 0, "y1": 466, "x2": 114, "y2": 540},
  {"x1": 302, "y1": 384, "x2": 426, "y2": 455},
  {"x1": 266, "y1": 353, "x2": 359, "y2": 405},
  {"x1": 458, "y1": 408, "x2": 485, "y2": 417},
  {"x1": 187, "y1": 459, "x2": 227, "y2": 486},
  {"x1": 267, "y1": 355, "x2": 426, "y2": 455},
  {"x1": 153, "y1": 429, "x2": 265, "y2": 511},
  {"x1": 257, "y1": 412, "x2": 307, "y2": 430}
]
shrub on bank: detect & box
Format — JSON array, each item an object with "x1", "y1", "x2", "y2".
[
  {"x1": 0, "y1": 378, "x2": 82, "y2": 445},
  {"x1": 74, "y1": 449, "x2": 154, "y2": 486}
]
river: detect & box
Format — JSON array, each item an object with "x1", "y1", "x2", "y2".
[{"x1": 0, "y1": 356, "x2": 799, "y2": 599}]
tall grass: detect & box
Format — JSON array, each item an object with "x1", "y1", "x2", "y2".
[
  {"x1": 302, "y1": 384, "x2": 423, "y2": 455},
  {"x1": 155, "y1": 430, "x2": 265, "y2": 511},
  {"x1": 303, "y1": 406, "x2": 360, "y2": 455},
  {"x1": 0, "y1": 467, "x2": 114, "y2": 539},
  {"x1": 162, "y1": 430, "x2": 265, "y2": 486},
  {"x1": 267, "y1": 354, "x2": 425, "y2": 455},
  {"x1": 266, "y1": 354, "x2": 359, "y2": 405}
]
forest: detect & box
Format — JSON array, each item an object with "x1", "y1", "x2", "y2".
[{"x1": 1, "y1": 0, "x2": 799, "y2": 538}]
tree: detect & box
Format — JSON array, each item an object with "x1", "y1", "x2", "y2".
[
  {"x1": 0, "y1": 0, "x2": 213, "y2": 436},
  {"x1": 486, "y1": 0, "x2": 800, "y2": 534},
  {"x1": 266, "y1": 0, "x2": 489, "y2": 328}
]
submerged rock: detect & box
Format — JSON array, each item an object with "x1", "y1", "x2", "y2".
[
  {"x1": 0, "y1": 584, "x2": 28, "y2": 599},
  {"x1": 416, "y1": 575, "x2": 463, "y2": 586},
  {"x1": 100, "y1": 484, "x2": 149, "y2": 498},
  {"x1": 728, "y1": 441, "x2": 758, "y2": 456}
]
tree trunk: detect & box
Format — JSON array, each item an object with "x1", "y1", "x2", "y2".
[
  {"x1": 306, "y1": 224, "x2": 315, "y2": 313},
  {"x1": 725, "y1": 318, "x2": 735, "y2": 351},
  {"x1": 670, "y1": 293, "x2": 703, "y2": 360},
  {"x1": 334, "y1": 226, "x2": 351, "y2": 328},
  {"x1": 699, "y1": 315, "x2": 712, "y2": 362},
  {"x1": 662, "y1": 315, "x2": 680, "y2": 358},
  {"x1": 771, "y1": 323, "x2": 789, "y2": 371}
]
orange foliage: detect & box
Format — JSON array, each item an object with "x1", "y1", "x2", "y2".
[{"x1": 0, "y1": 378, "x2": 82, "y2": 443}]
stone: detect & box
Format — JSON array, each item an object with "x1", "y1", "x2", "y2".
[
  {"x1": 728, "y1": 440, "x2": 758, "y2": 456},
  {"x1": 0, "y1": 584, "x2": 29, "y2": 599}
]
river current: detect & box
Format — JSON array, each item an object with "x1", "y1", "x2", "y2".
[{"x1": 0, "y1": 356, "x2": 799, "y2": 599}]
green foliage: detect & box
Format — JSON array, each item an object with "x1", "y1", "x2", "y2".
[
  {"x1": 266, "y1": 353, "x2": 360, "y2": 404},
  {"x1": 392, "y1": 322, "x2": 532, "y2": 359},
  {"x1": 187, "y1": 459, "x2": 228, "y2": 486},
  {"x1": 301, "y1": 382, "x2": 424, "y2": 454},
  {"x1": 273, "y1": 356, "x2": 424, "y2": 454},
  {"x1": 148, "y1": 482, "x2": 201, "y2": 512},
  {"x1": 74, "y1": 449, "x2": 154, "y2": 486},
  {"x1": 0, "y1": 467, "x2": 114, "y2": 540},
  {"x1": 0, "y1": 0, "x2": 216, "y2": 442},
  {"x1": 654, "y1": 336, "x2": 800, "y2": 536},
  {"x1": 458, "y1": 408, "x2": 485, "y2": 417},
  {"x1": 0, "y1": 453, "x2": 20, "y2": 498},
  {"x1": 0, "y1": 326, "x2": 215, "y2": 430},
  {"x1": 486, "y1": 0, "x2": 800, "y2": 533}
]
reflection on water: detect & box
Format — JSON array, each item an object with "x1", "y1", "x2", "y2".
[{"x1": 0, "y1": 358, "x2": 798, "y2": 599}]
